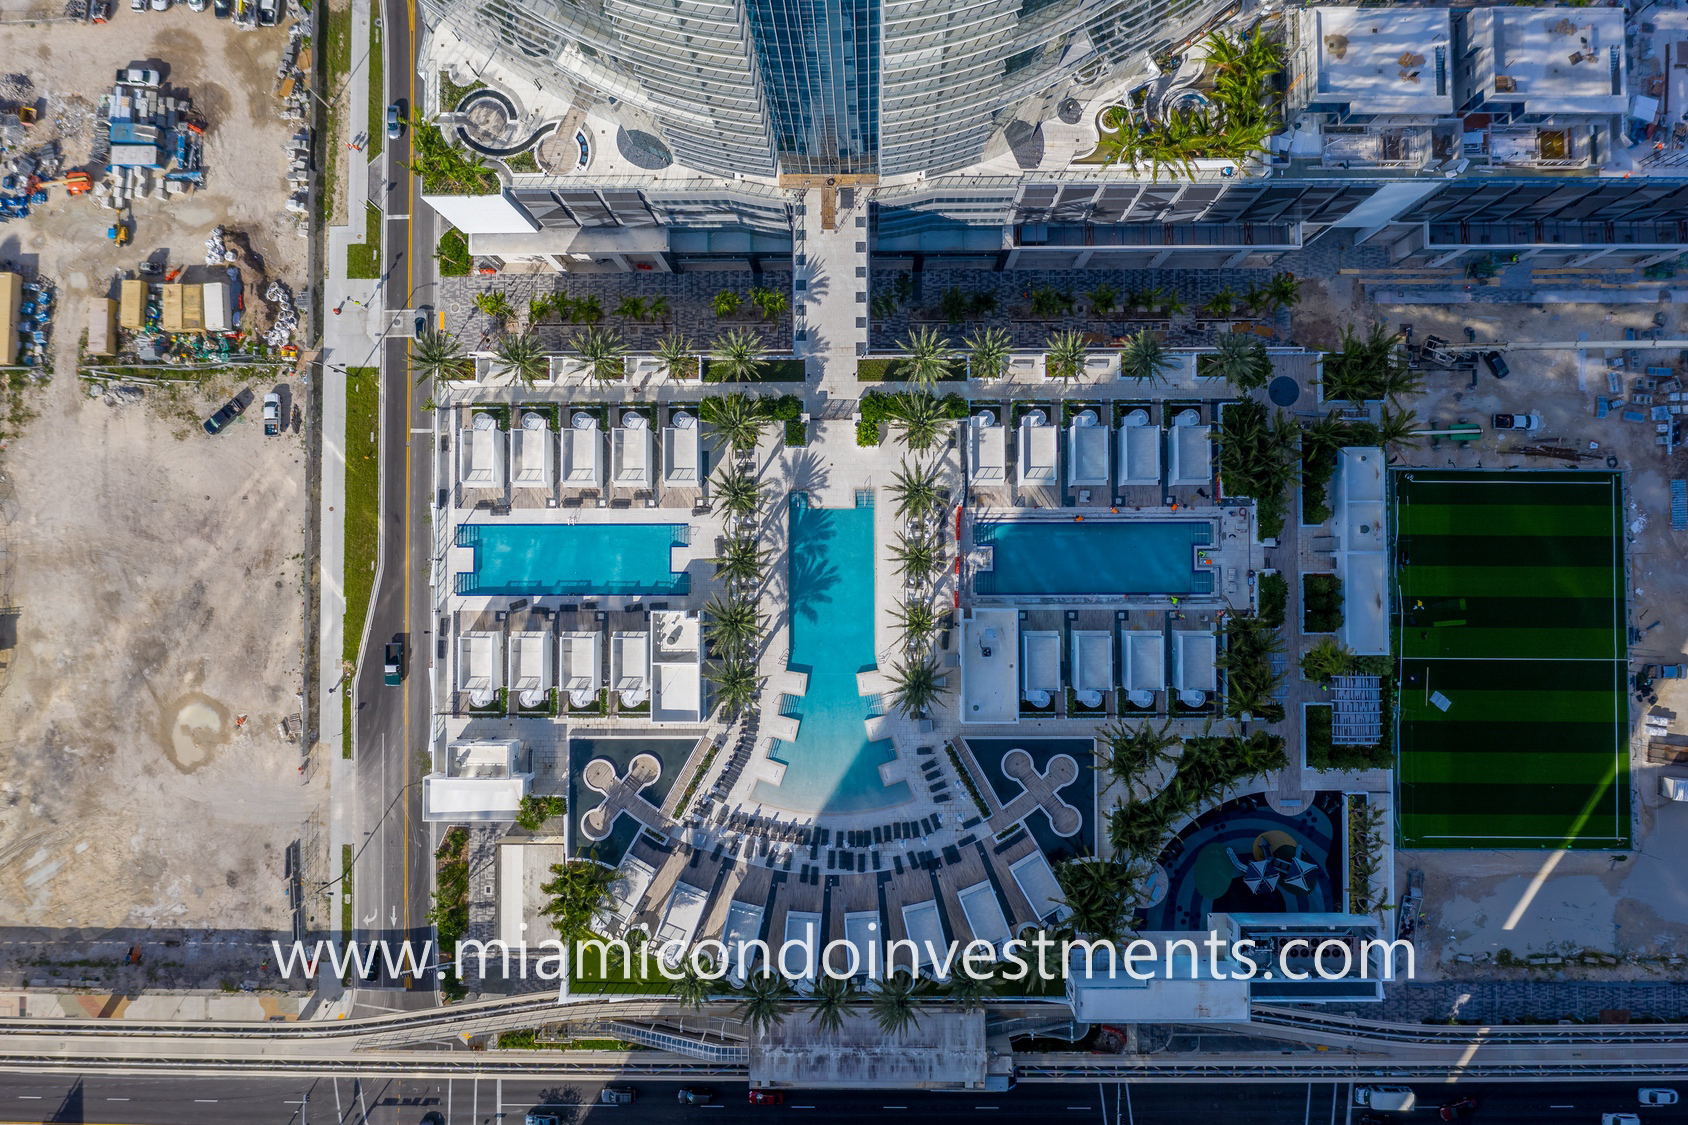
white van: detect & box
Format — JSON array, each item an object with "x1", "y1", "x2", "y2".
[{"x1": 1354, "y1": 1087, "x2": 1417, "y2": 1112}]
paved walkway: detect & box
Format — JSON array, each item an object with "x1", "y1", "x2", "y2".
[{"x1": 1368, "y1": 980, "x2": 1688, "y2": 1024}]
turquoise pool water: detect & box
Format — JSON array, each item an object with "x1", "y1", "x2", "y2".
[
  {"x1": 974, "y1": 519, "x2": 1213, "y2": 596},
  {"x1": 750, "y1": 495, "x2": 913, "y2": 816},
  {"x1": 454, "y1": 522, "x2": 690, "y2": 597}
]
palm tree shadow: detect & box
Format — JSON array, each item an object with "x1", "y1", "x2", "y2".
[{"x1": 787, "y1": 498, "x2": 841, "y2": 631}]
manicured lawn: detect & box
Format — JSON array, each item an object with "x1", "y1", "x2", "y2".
[
  {"x1": 318, "y1": 8, "x2": 351, "y2": 229},
  {"x1": 342, "y1": 367, "x2": 381, "y2": 758},
  {"x1": 365, "y1": 13, "x2": 384, "y2": 161},
  {"x1": 1393, "y1": 470, "x2": 1628, "y2": 849},
  {"x1": 436, "y1": 228, "x2": 470, "y2": 277},
  {"x1": 346, "y1": 203, "x2": 382, "y2": 279}
]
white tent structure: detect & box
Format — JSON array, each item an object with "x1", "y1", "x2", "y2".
[
  {"x1": 459, "y1": 412, "x2": 505, "y2": 489},
  {"x1": 560, "y1": 630, "x2": 603, "y2": 709},
  {"x1": 899, "y1": 900, "x2": 946, "y2": 975},
  {"x1": 1021, "y1": 630, "x2": 1061, "y2": 709},
  {"x1": 508, "y1": 631, "x2": 553, "y2": 709},
  {"x1": 422, "y1": 739, "x2": 530, "y2": 822},
  {"x1": 784, "y1": 910, "x2": 823, "y2": 985},
  {"x1": 662, "y1": 410, "x2": 701, "y2": 487},
  {"x1": 510, "y1": 411, "x2": 554, "y2": 489},
  {"x1": 1168, "y1": 409, "x2": 1212, "y2": 486},
  {"x1": 1009, "y1": 851, "x2": 1067, "y2": 926},
  {"x1": 613, "y1": 410, "x2": 654, "y2": 489},
  {"x1": 611, "y1": 629, "x2": 651, "y2": 709},
  {"x1": 457, "y1": 632, "x2": 502, "y2": 707},
  {"x1": 592, "y1": 855, "x2": 656, "y2": 938},
  {"x1": 655, "y1": 881, "x2": 709, "y2": 967},
  {"x1": 1122, "y1": 630, "x2": 1165, "y2": 709},
  {"x1": 968, "y1": 411, "x2": 1006, "y2": 483},
  {"x1": 1174, "y1": 630, "x2": 1218, "y2": 709},
  {"x1": 1071, "y1": 630, "x2": 1113, "y2": 709},
  {"x1": 956, "y1": 881, "x2": 1011, "y2": 952},
  {"x1": 721, "y1": 900, "x2": 767, "y2": 983},
  {"x1": 1016, "y1": 410, "x2": 1058, "y2": 486},
  {"x1": 562, "y1": 411, "x2": 605, "y2": 489},
  {"x1": 1066, "y1": 409, "x2": 1110, "y2": 488},
  {"x1": 651, "y1": 609, "x2": 703, "y2": 724},
  {"x1": 1117, "y1": 408, "x2": 1162, "y2": 485}
]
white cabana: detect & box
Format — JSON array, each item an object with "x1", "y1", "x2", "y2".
[
  {"x1": 662, "y1": 410, "x2": 701, "y2": 487},
  {"x1": 784, "y1": 910, "x2": 823, "y2": 985},
  {"x1": 613, "y1": 410, "x2": 654, "y2": 489},
  {"x1": 592, "y1": 856, "x2": 656, "y2": 937},
  {"x1": 1066, "y1": 409, "x2": 1110, "y2": 488},
  {"x1": 651, "y1": 609, "x2": 703, "y2": 724},
  {"x1": 1168, "y1": 409, "x2": 1213, "y2": 486},
  {"x1": 968, "y1": 411, "x2": 1006, "y2": 483},
  {"x1": 457, "y1": 632, "x2": 502, "y2": 708},
  {"x1": 842, "y1": 911, "x2": 880, "y2": 979},
  {"x1": 1008, "y1": 851, "x2": 1067, "y2": 926},
  {"x1": 561, "y1": 411, "x2": 605, "y2": 489},
  {"x1": 721, "y1": 900, "x2": 767, "y2": 983},
  {"x1": 423, "y1": 739, "x2": 530, "y2": 822},
  {"x1": 1071, "y1": 630, "x2": 1113, "y2": 709},
  {"x1": 611, "y1": 629, "x2": 651, "y2": 709},
  {"x1": 1122, "y1": 630, "x2": 1165, "y2": 709},
  {"x1": 1174, "y1": 630, "x2": 1218, "y2": 709},
  {"x1": 656, "y1": 881, "x2": 709, "y2": 967},
  {"x1": 508, "y1": 631, "x2": 553, "y2": 709},
  {"x1": 1017, "y1": 410, "x2": 1058, "y2": 486},
  {"x1": 459, "y1": 412, "x2": 505, "y2": 489},
  {"x1": 560, "y1": 630, "x2": 603, "y2": 709},
  {"x1": 956, "y1": 881, "x2": 1011, "y2": 952},
  {"x1": 1117, "y1": 408, "x2": 1162, "y2": 485},
  {"x1": 1021, "y1": 630, "x2": 1061, "y2": 708},
  {"x1": 510, "y1": 411, "x2": 554, "y2": 489},
  {"x1": 898, "y1": 900, "x2": 946, "y2": 975}
]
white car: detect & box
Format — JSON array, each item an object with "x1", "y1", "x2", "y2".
[
  {"x1": 1354, "y1": 1086, "x2": 1417, "y2": 1112},
  {"x1": 115, "y1": 66, "x2": 163, "y2": 87},
  {"x1": 1605, "y1": 1114, "x2": 1643, "y2": 1125},
  {"x1": 148, "y1": 0, "x2": 169, "y2": 10},
  {"x1": 1640, "y1": 1088, "x2": 1678, "y2": 1106}
]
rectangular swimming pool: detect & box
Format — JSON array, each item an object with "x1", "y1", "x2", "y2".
[
  {"x1": 454, "y1": 522, "x2": 690, "y2": 597},
  {"x1": 973, "y1": 519, "x2": 1213, "y2": 596}
]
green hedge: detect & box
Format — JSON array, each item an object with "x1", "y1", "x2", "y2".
[
  {"x1": 857, "y1": 356, "x2": 966, "y2": 382},
  {"x1": 1258, "y1": 571, "x2": 1287, "y2": 628},
  {"x1": 436, "y1": 228, "x2": 470, "y2": 277},
  {"x1": 346, "y1": 203, "x2": 382, "y2": 279},
  {"x1": 702, "y1": 357, "x2": 806, "y2": 383},
  {"x1": 1303, "y1": 573, "x2": 1344, "y2": 633}
]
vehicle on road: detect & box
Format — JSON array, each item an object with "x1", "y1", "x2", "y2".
[
  {"x1": 383, "y1": 641, "x2": 404, "y2": 686},
  {"x1": 748, "y1": 1091, "x2": 784, "y2": 1107},
  {"x1": 1353, "y1": 1087, "x2": 1416, "y2": 1112},
  {"x1": 676, "y1": 1088, "x2": 712, "y2": 1105},
  {"x1": 1491, "y1": 412, "x2": 1542, "y2": 432},
  {"x1": 1604, "y1": 1115, "x2": 1643, "y2": 1125},
  {"x1": 387, "y1": 104, "x2": 404, "y2": 139},
  {"x1": 1640, "y1": 1088, "x2": 1679, "y2": 1105},
  {"x1": 599, "y1": 1088, "x2": 636, "y2": 1105},
  {"x1": 523, "y1": 1115, "x2": 559, "y2": 1125},
  {"x1": 202, "y1": 394, "x2": 247, "y2": 435},
  {"x1": 1439, "y1": 1096, "x2": 1478, "y2": 1120},
  {"x1": 115, "y1": 66, "x2": 162, "y2": 86},
  {"x1": 1482, "y1": 350, "x2": 1509, "y2": 379},
  {"x1": 262, "y1": 392, "x2": 282, "y2": 436}
]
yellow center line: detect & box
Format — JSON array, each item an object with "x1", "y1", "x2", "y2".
[{"x1": 400, "y1": 0, "x2": 419, "y2": 987}]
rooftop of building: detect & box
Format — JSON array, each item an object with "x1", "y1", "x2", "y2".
[
  {"x1": 1463, "y1": 7, "x2": 1626, "y2": 117},
  {"x1": 1302, "y1": 7, "x2": 1453, "y2": 116}
]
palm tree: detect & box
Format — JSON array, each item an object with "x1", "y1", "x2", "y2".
[
  {"x1": 888, "y1": 655, "x2": 946, "y2": 717},
  {"x1": 944, "y1": 967, "x2": 994, "y2": 1011},
  {"x1": 527, "y1": 294, "x2": 554, "y2": 325},
  {"x1": 711, "y1": 290, "x2": 742, "y2": 318},
  {"x1": 570, "y1": 325, "x2": 625, "y2": 382},
  {"x1": 473, "y1": 290, "x2": 513, "y2": 321},
  {"x1": 654, "y1": 332, "x2": 694, "y2": 381},
  {"x1": 1107, "y1": 799, "x2": 1174, "y2": 862},
  {"x1": 714, "y1": 534, "x2": 767, "y2": 588},
  {"x1": 1044, "y1": 328, "x2": 1089, "y2": 381},
  {"x1": 674, "y1": 958, "x2": 715, "y2": 1010},
  {"x1": 1300, "y1": 636, "x2": 1354, "y2": 684},
  {"x1": 650, "y1": 295, "x2": 670, "y2": 321},
  {"x1": 711, "y1": 328, "x2": 767, "y2": 383},
  {"x1": 493, "y1": 330, "x2": 547, "y2": 387},
  {"x1": 890, "y1": 598, "x2": 941, "y2": 654},
  {"x1": 888, "y1": 391, "x2": 949, "y2": 452},
  {"x1": 1054, "y1": 857, "x2": 1133, "y2": 938},
  {"x1": 1095, "y1": 719, "x2": 1181, "y2": 792},
  {"x1": 1322, "y1": 323, "x2": 1412, "y2": 402},
  {"x1": 734, "y1": 971, "x2": 793, "y2": 1037},
  {"x1": 1201, "y1": 287, "x2": 1239, "y2": 318},
  {"x1": 1301, "y1": 411, "x2": 1352, "y2": 466},
  {"x1": 615, "y1": 296, "x2": 649, "y2": 321},
  {"x1": 410, "y1": 329, "x2": 469, "y2": 385},
  {"x1": 870, "y1": 971, "x2": 928, "y2": 1035},
  {"x1": 573, "y1": 294, "x2": 604, "y2": 324},
  {"x1": 700, "y1": 392, "x2": 768, "y2": 456},
  {"x1": 705, "y1": 657, "x2": 760, "y2": 718},
  {"x1": 751, "y1": 287, "x2": 790, "y2": 320},
  {"x1": 809, "y1": 974, "x2": 856, "y2": 1033},
  {"x1": 939, "y1": 287, "x2": 971, "y2": 325},
  {"x1": 964, "y1": 326, "x2": 1011, "y2": 380},
  {"x1": 711, "y1": 464, "x2": 763, "y2": 520},
  {"x1": 1376, "y1": 403, "x2": 1421, "y2": 453},
  {"x1": 898, "y1": 326, "x2": 955, "y2": 390},
  {"x1": 887, "y1": 531, "x2": 945, "y2": 586},
  {"x1": 1120, "y1": 330, "x2": 1174, "y2": 384},
  {"x1": 1088, "y1": 282, "x2": 1121, "y2": 317},
  {"x1": 703, "y1": 594, "x2": 761, "y2": 655},
  {"x1": 1265, "y1": 272, "x2": 1303, "y2": 312},
  {"x1": 1206, "y1": 331, "x2": 1271, "y2": 391},
  {"x1": 888, "y1": 459, "x2": 945, "y2": 522}
]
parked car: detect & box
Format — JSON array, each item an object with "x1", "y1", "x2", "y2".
[
  {"x1": 387, "y1": 104, "x2": 404, "y2": 139},
  {"x1": 1353, "y1": 1087, "x2": 1416, "y2": 1112},
  {"x1": 748, "y1": 1091, "x2": 784, "y2": 1107},
  {"x1": 1647, "y1": 664, "x2": 1687, "y2": 680},
  {"x1": 256, "y1": 0, "x2": 277, "y2": 23},
  {"x1": 1482, "y1": 350, "x2": 1509, "y2": 379},
  {"x1": 202, "y1": 394, "x2": 247, "y2": 435},
  {"x1": 1439, "y1": 1096, "x2": 1478, "y2": 1120},
  {"x1": 1640, "y1": 1088, "x2": 1679, "y2": 1106},
  {"x1": 676, "y1": 1088, "x2": 713, "y2": 1105},
  {"x1": 599, "y1": 1088, "x2": 636, "y2": 1105},
  {"x1": 523, "y1": 1115, "x2": 558, "y2": 1125},
  {"x1": 129, "y1": 0, "x2": 146, "y2": 11},
  {"x1": 186, "y1": 0, "x2": 206, "y2": 10},
  {"x1": 213, "y1": 0, "x2": 231, "y2": 15},
  {"x1": 383, "y1": 641, "x2": 404, "y2": 686},
  {"x1": 115, "y1": 66, "x2": 163, "y2": 86},
  {"x1": 1491, "y1": 413, "x2": 1542, "y2": 432},
  {"x1": 148, "y1": 0, "x2": 169, "y2": 10},
  {"x1": 1604, "y1": 1115, "x2": 1642, "y2": 1125},
  {"x1": 262, "y1": 392, "x2": 282, "y2": 436}
]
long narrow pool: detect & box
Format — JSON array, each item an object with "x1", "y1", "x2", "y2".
[
  {"x1": 973, "y1": 518, "x2": 1214, "y2": 596},
  {"x1": 455, "y1": 522, "x2": 690, "y2": 597},
  {"x1": 750, "y1": 494, "x2": 912, "y2": 816}
]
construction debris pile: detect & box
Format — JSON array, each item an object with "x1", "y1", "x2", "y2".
[
  {"x1": 92, "y1": 74, "x2": 208, "y2": 208},
  {"x1": 204, "y1": 225, "x2": 236, "y2": 267},
  {"x1": 263, "y1": 280, "x2": 297, "y2": 347},
  {"x1": 275, "y1": 25, "x2": 313, "y2": 220},
  {"x1": 13, "y1": 278, "x2": 56, "y2": 369}
]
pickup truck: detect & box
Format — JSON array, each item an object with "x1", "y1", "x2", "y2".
[
  {"x1": 263, "y1": 392, "x2": 282, "y2": 436},
  {"x1": 383, "y1": 641, "x2": 404, "y2": 686},
  {"x1": 1491, "y1": 413, "x2": 1542, "y2": 433},
  {"x1": 1646, "y1": 663, "x2": 1686, "y2": 680}
]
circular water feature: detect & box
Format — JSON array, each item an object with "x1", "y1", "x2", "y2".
[{"x1": 1268, "y1": 375, "x2": 1300, "y2": 407}]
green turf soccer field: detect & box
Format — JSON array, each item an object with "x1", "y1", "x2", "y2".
[{"x1": 1393, "y1": 470, "x2": 1630, "y2": 849}]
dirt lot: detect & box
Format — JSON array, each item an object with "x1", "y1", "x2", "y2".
[
  {"x1": 0, "y1": 7, "x2": 320, "y2": 939},
  {"x1": 0, "y1": 6, "x2": 308, "y2": 376}
]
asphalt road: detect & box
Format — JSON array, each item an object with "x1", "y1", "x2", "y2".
[
  {"x1": 349, "y1": 0, "x2": 439, "y2": 1000},
  {"x1": 0, "y1": 1074, "x2": 1683, "y2": 1125}
]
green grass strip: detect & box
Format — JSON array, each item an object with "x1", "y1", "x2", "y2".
[
  {"x1": 1400, "y1": 751, "x2": 1622, "y2": 785},
  {"x1": 1401, "y1": 627, "x2": 1618, "y2": 660},
  {"x1": 1398, "y1": 815, "x2": 1630, "y2": 848},
  {"x1": 1400, "y1": 688, "x2": 1618, "y2": 723},
  {"x1": 365, "y1": 12, "x2": 384, "y2": 161},
  {"x1": 1397, "y1": 503, "x2": 1620, "y2": 537},
  {"x1": 340, "y1": 843, "x2": 354, "y2": 934},
  {"x1": 342, "y1": 367, "x2": 381, "y2": 759},
  {"x1": 347, "y1": 203, "x2": 382, "y2": 279},
  {"x1": 318, "y1": 8, "x2": 351, "y2": 229},
  {"x1": 1399, "y1": 565, "x2": 1617, "y2": 599}
]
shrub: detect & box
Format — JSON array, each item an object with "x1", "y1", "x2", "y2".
[
  {"x1": 857, "y1": 390, "x2": 891, "y2": 446},
  {"x1": 1303, "y1": 573, "x2": 1344, "y2": 633},
  {"x1": 516, "y1": 794, "x2": 566, "y2": 831},
  {"x1": 435, "y1": 228, "x2": 470, "y2": 277},
  {"x1": 1257, "y1": 571, "x2": 1287, "y2": 628}
]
